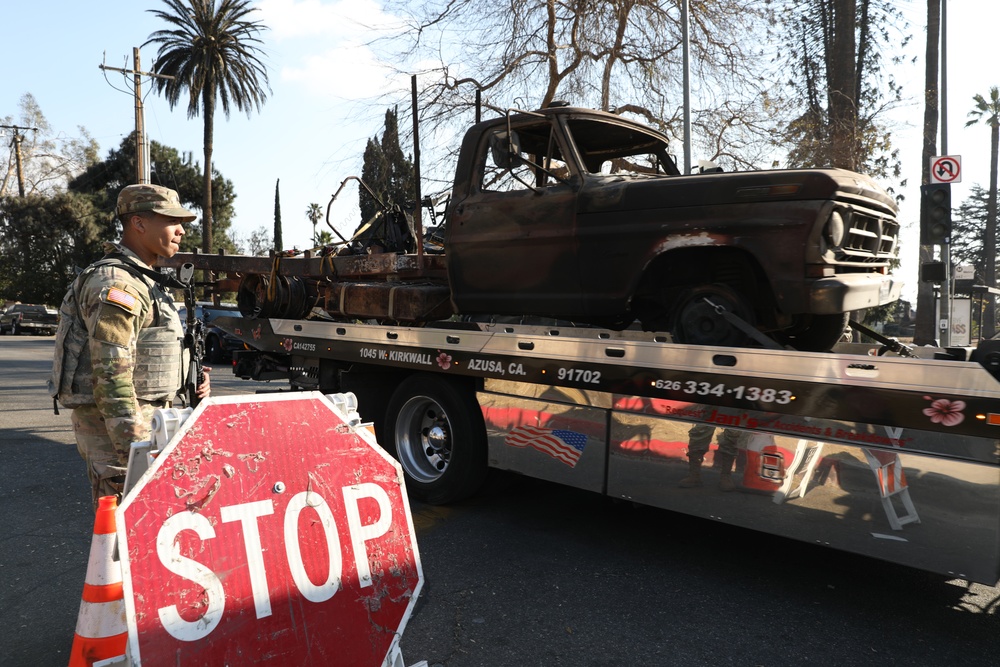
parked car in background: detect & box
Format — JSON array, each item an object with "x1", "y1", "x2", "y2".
[
  {"x1": 0, "y1": 304, "x2": 58, "y2": 335},
  {"x1": 177, "y1": 302, "x2": 246, "y2": 364}
]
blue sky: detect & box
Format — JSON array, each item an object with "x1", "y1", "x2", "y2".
[
  {"x1": 2, "y1": 0, "x2": 407, "y2": 251},
  {"x1": 2, "y1": 0, "x2": 998, "y2": 305}
]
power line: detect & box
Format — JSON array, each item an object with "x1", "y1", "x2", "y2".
[{"x1": 99, "y1": 47, "x2": 174, "y2": 185}]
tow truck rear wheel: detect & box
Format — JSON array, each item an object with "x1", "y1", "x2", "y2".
[{"x1": 384, "y1": 374, "x2": 488, "y2": 504}]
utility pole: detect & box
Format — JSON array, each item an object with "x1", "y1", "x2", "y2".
[
  {"x1": 99, "y1": 47, "x2": 173, "y2": 185},
  {"x1": 0, "y1": 124, "x2": 37, "y2": 196},
  {"x1": 939, "y1": 0, "x2": 951, "y2": 347},
  {"x1": 681, "y1": 0, "x2": 692, "y2": 175}
]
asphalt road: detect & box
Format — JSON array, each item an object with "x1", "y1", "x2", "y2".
[{"x1": 2, "y1": 336, "x2": 999, "y2": 666}]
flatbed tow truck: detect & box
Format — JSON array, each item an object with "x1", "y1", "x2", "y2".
[
  {"x1": 159, "y1": 258, "x2": 1000, "y2": 585},
  {"x1": 154, "y1": 102, "x2": 993, "y2": 584}
]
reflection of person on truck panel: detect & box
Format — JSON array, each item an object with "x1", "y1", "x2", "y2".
[{"x1": 680, "y1": 424, "x2": 745, "y2": 492}]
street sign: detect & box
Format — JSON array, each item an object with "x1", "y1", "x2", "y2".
[
  {"x1": 118, "y1": 393, "x2": 423, "y2": 666},
  {"x1": 930, "y1": 155, "x2": 962, "y2": 184},
  {"x1": 955, "y1": 264, "x2": 976, "y2": 281}
]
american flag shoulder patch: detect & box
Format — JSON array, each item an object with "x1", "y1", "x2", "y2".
[{"x1": 104, "y1": 286, "x2": 138, "y2": 313}]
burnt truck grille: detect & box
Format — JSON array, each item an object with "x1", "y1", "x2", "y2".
[{"x1": 840, "y1": 210, "x2": 898, "y2": 263}]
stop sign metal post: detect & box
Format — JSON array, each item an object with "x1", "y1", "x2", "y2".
[{"x1": 117, "y1": 392, "x2": 423, "y2": 665}]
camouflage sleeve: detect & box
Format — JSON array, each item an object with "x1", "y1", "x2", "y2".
[{"x1": 80, "y1": 270, "x2": 153, "y2": 462}]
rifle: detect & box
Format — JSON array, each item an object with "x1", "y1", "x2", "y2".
[{"x1": 179, "y1": 263, "x2": 206, "y2": 407}]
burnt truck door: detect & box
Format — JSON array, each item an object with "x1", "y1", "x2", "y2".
[
  {"x1": 568, "y1": 117, "x2": 682, "y2": 320},
  {"x1": 447, "y1": 117, "x2": 585, "y2": 318}
]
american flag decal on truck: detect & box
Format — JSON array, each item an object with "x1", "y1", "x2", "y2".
[{"x1": 505, "y1": 425, "x2": 587, "y2": 467}]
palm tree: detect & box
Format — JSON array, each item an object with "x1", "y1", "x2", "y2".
[
  {"x1": 306, "y1": 202, "x2": 323, "y2": 245},
  {"x1": 966, "y1": 87, "x2": 1000, "y2": 338},
  {"x1": 145, "y1": 0, "x2": 270, "y2": 253}
]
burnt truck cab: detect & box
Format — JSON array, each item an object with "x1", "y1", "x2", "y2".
[{"x1": 445, "y1": 106, "x2": 901, "y2": 350}]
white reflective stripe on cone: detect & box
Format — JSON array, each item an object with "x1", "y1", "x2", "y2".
[
  {"x1": 75, "y1": 598, "x2": 128, "y2": 639},
  {"x1": 86, "y1": 532, "x2": 123, "y2": 586}
]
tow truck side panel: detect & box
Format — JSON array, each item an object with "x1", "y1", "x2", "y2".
[
  {"x1": 220, "y1": 315, "x2": 1000, "y2": 584},
  {"x1": 478, "y1": 379, "x2": 1000, "y2": 585}
]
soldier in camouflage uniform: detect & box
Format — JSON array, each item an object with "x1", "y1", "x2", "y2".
[{"x1": 49, "y1": 184, "x2": 211, "y2": 507}]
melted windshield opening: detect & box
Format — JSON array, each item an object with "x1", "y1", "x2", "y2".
[{"x1": 566, "y1": 118, "x2": 680, "y2": 177}]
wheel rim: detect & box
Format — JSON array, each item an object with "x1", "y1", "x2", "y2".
[
  {"x1": 672, "y1": 285, "x2": 753, "y2": 347},
  {"x1": 394, "y1": 395, "x2": 453, "y2": 483}
]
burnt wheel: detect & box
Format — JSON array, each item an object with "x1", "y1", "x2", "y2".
[
  {"x1": 384, "y1": 374, "x2": 488, "y2": 504},
  {"x1": 670, "y1": 284, "x2": 755, "y2": 347},
  {"x1": 775, "y1": 313, "x2": 849, "y2": 352}
]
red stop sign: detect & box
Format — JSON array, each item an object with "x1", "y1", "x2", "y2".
[{"x1": 118, "y1": 393, "x2": 423, "y2": 666}]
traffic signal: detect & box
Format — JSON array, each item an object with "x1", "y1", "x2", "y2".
[{"x1": 920, "y1": 183, "x2": 952, "y2": 245}]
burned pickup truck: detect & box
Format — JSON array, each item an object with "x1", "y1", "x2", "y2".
[{"x1": 170, "y1": 105, "x2": 901, "y2": 351}]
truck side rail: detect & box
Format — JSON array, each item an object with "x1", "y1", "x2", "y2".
[{"x1": 215, "y1": 315, "x2": 1000, "y2": 463}]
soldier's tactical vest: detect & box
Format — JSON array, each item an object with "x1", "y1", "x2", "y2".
[{"x1": 49, "y1": 256, "x2": 187, "y2": 409}]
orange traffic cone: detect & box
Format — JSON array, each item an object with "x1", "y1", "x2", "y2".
[
  {"x1": 68, "y1": 496, "x2": 128, "y2": 667},
  {"x1": 742, "y1": 432, "x2": 785, "y2": 493}
]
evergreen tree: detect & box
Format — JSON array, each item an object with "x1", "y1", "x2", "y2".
[
  {"x1": 69, "y1": 134, "x2": 239, "y2": 254},
  {"x1": 0, "y1": 192, "x2": 105, "y2": 304},
  {"x1": 273, "y1": 178, "x2": 283, "y2": 250},
  {"x1": 359, "y1": 108, "x2": 415, "y2": 225},
  {"x1": 952, "y1": 186, "x2": 992, "y2": 278}
]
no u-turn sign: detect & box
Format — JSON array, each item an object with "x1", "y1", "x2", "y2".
[{"x1": 930, "y1": 155, "x2": 962, "y2": 184}]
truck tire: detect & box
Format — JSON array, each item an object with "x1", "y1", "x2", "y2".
[
  {"x1": 384, "y1": 374, "x2": 488, "y2": 505},
  {"x1": 11, "y1": 320, "x2": 20, "y2": 335},
  {"x1": 669, "y1": 284, "x2": 755, "y2": 347}
]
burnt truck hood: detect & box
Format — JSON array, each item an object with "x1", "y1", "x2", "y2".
[{"x1": 580, "y1": 168, "x2": 898, "y2": 215}]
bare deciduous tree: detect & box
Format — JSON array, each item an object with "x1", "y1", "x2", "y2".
[
  {"x1": 0, "y1": 94, "x2": 99, "y2": 197},
  {"x1": 382, "y1": 0, "x2": 781, "y2": 177}
]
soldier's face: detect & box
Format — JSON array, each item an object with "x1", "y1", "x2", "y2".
[{"x1": 141, "y1": 213, "x2": 186, "y2": 259}]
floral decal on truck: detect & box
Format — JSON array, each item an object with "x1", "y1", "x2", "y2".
[
  {"x1": 436, "y1": 352, "x2": 453, "y2": 370},
  {"x1": 922, "y1": 396, "x2": 966, "y2": 427}
]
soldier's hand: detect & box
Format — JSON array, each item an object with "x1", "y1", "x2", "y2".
[{"x1": 197, "y1": 366, "x2": 212, "y2": 399}]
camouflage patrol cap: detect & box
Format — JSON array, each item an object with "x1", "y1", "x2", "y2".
[{"x1": 116, "y1": 184, "x2": 197, "y2": 222}]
